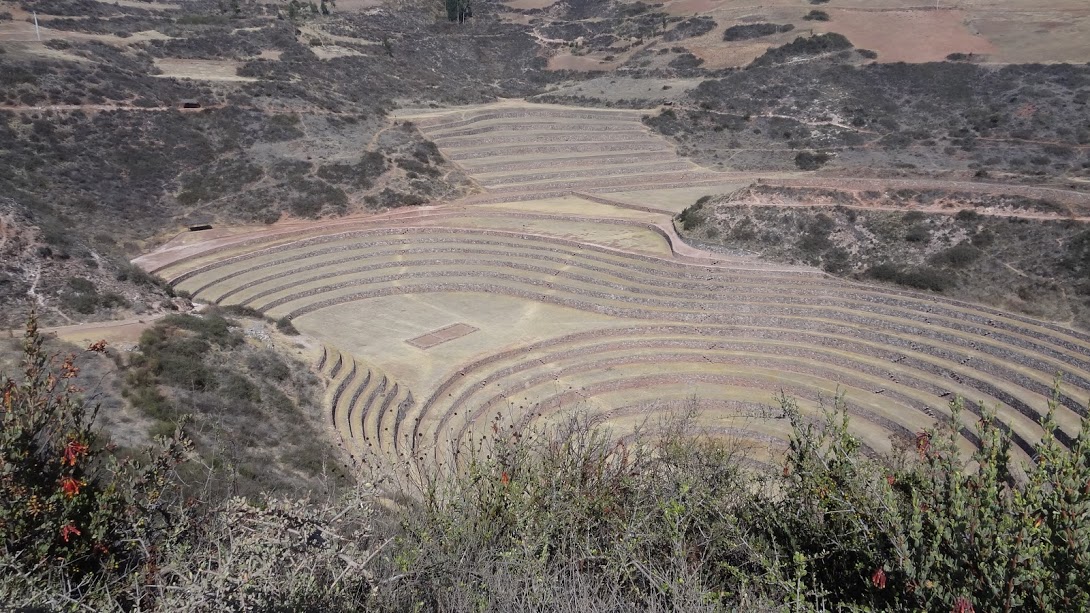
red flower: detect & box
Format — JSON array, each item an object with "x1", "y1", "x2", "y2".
[
  {"x1": 500, "y1": 471, "x2": 510, "y2": 486},
  {"x1": 915, "y1": 431, "x2": 931, "y2": 457},
  {"x1": 871, "y1": 568, "x2": 887, "y2": 589},
  {"x1": 952, "y1": 596, "x2": 974, "y2": 613},
  {"x1": 60, "y1": 523, "x2": 81, "y2": 543},
  {"x1": 60, "y1": 356, "x2": 79, "y2": 380},
  {"x1": 63, "y1": 439, "x2": 90, "y2": 466},
  {"x1": 886, "y1": 475, "x2": 896, "y2": 486},
  {"x1": 60, "y1": 476, "x2": 84, "y2": 498},
  {"x1": 87, "y1": 339, "x2": 108, "y2": 353}
]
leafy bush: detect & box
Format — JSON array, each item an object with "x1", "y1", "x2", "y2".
[
  {"x1": 955, "y1": 208, "x2": 979, "y2": 222},
  {"x1": 930, "y1": 242, "x2": 982, "y2": 268},
  {"x1": 723, "y1": 23, "x2": 794, "y2": 42},
  {"x1": 904, "y1": 224, "x2": 930, "y2": 242},
  {"x1": 762, "y1": 391, "x2": 1090, "y2": 611},
  {"x1": 794, "y1": 151, "x2": 831, "y2": 170},
  {"x1": 752, "y1": 33, "x2": 850, "y2": 65},
  {"x1": 803, "y1": 10, "x2": 830, "y2": 21},
  {"x1": 865, "y1": 263, "x2": 950, "y2": 291},
  {"x1": 1, "y1": 319, "x2": 190, "y2": 607},
  {"x1": 894, "y1": 266, "x2": 950, "y2": 291},
  {"x1": 115, "y1": 261, "x2": 160, "y2": 287},
  {"x1": 276, "y1": 316, "x2": 300, "y2": 335},
  {"x1": 664, "y1": 16, "x2": 716, "y2": 42},
  {"x1": 61, "y1": 276, "x2": 101, "y2": 314},
  {"x1": 677, "y1": 198, "x2": 707, "y2": 231},
  {"x1": 822, "y1": 246, "x2": 851, "y2": 273},
  {"x1": 374, "y1": 412, "x2": 754, "y2": 610},
  {"x1": 6, "y1": 317, "x2": 1090, "y2": 610}
]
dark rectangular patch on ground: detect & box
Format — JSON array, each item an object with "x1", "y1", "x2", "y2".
[{"x1": 406, "y1": 323, "x2": 478, "y2": 349}]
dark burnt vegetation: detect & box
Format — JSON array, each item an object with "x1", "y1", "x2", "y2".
[
  {"x1": 751, "y1": 32, "x2": 853, "y2": 66},
  {"x1": 122, "y1": 311, "x2": 350, "y2": 498},
  {"x1": 652, "y1": 60, "x2": 1090, "y2": 182},
  {"x1": 0, "y1": 0, "x2": 539, "y2": 320},
  {"x1": 722, "y1": 22, "x2": 794, "y2": 41},
  {"x1": 663, "y1": 15, "x2": 715, "y2": 42}
]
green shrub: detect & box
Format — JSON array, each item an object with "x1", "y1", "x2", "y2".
[
  {"x1": 904, "y1": 224, "x2": 930, "y2": 242},
  {"x1": 779, "y1": 33, "x2": 849, "y2": 56},
  {"x1": 375, "y1": 412, "x2": 753, "y2": 610},
  {"x1": 161, "y1": 313, "x2": 242, "y2": 347},
  {"x1": 822, "y1": 246, "x2": 851, "y2": 273},
  {"x1": 795, "y1": 151, "x2": 831, "y2": 170},
  {"x1": 1, "y1": 319, "x2": 190, "y2": 606},
  {"x1": 218, "y1": 304, "x2": 266, "y2": 319},
  {"x1": 723, "y1": 23, "x2": 794, "y2": 41},
  {"x1": 276, "y1": 316, "x2": 299, "y2": 335},
  {"x1": 219, "y1": 372, "x2": 262, "y2": 404},
  {"x1": 803, "y1": 9, "x2": 830, "y2": 21},
  {"x1": 896, "y1": 266, "x2": 950, "y2": 291},
  {"x1": 63, "y1": 292, "x2": 99, "y2": 315},
  {"x1": 247, "y1": 350, "x2": 291, "y2": 382},
  {"x1": 930, "y1": 243, "x2": 982, "y2": 268},
  {"x1": 866, "y1": 262, "x2": 901, "y2": 282},
  {"x1": 115, "y1": 262, "x2": 160, "y2": 287},
  {"x1": 762, "y1": 391, "x2": 1090, "y2": 611},
  {"x1": 955, "y1": 208, "x2": 979, "y2": 222},
  {"x1": 677, "y1": 200, "x2": 706, "y2": 231},
  {"x1": 99, "y1": 291, "x2": 131, "y2": 309}
]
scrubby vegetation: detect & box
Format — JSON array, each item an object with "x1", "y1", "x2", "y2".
[
  {"x1": 722, "y1": 22, "x2": 794, "y2": 42},
  {"x1": 751, "y1": 33, "x2": 853, "y2": 67},
  {"x1": 0, "y1": 0, "x2": 539, "y2": 324},
  {"x1": 664, "y1": 16, "x2": 715, "y2": 42},
  {"x1": 119, "y1": 310, "x2": 351, "y2": 499},
  {"x1": 676, "y1": 189, "x2": 1090, "y2": 326},
  {"x1": 4, "y1": 320, "x2": 1088, "y2": 610},
  {"x1": 647, "y1": 57, "x2": 1090, "y2": 184}
]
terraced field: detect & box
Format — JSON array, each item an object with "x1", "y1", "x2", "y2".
[
  {"x1": 398, "y1": 100, "x2": 765, "y2": 213},
  {"x1": 136, "y1": 102, "x2": 1090, "y2": 473}
]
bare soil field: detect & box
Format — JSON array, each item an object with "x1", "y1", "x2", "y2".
[
  {"x1": 817, "y1": 8, "x2": 995, "y2": 63},
  {"x1": 646, "y1": 0, "x2": 1090, "y2": 64},
  {"x1": 153, "y1": 58, "x2": 256, "y2": 82}
]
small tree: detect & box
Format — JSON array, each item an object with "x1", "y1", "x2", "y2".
[
  {"x1": 763, "y1": 390, "x2": 1090, "y2": 610},
  {"x1": 445, "y1": 0, "x2": 471, "y2": 22}
]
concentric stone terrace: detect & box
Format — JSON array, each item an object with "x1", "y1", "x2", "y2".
[
  {"x1": 399, "y1": 100, "x2": 760, "y2": 212},
  {"x1": 138, "y1": 196, "x2": 1090, "y2": 471},
  {"x1": 134, "y1": 102, "x2": 1090, "y2": 471}
]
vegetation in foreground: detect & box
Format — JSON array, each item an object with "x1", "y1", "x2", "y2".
[{"x1": 2, "y1": 319, "x2": 1088, "y2": 611}]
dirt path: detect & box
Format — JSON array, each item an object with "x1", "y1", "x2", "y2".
[
  {"x1": 3, "y1": 314, "x2": 167, "y2": 347},
  {"x1": 766, "y1": 176, "x2": 1090, "y2": 213},
  {"x1": 725, "y1": 198, "x2": 1090, "y2": 222}
]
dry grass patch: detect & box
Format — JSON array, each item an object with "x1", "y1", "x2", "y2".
[{"x1": 153, "y1": 58, "x2": 257, "y2": 82}]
